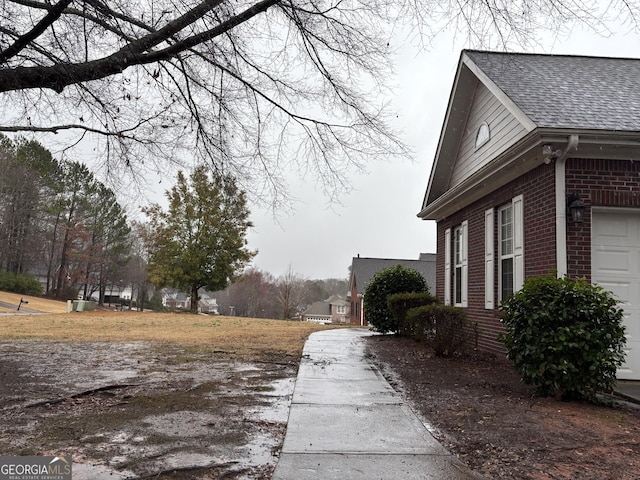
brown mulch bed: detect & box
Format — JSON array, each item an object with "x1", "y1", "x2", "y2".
[{"x1": 366, "y1": 335, "x2": 640, "y2": 480}]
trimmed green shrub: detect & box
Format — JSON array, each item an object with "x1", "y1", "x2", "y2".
[
  {"x1": 363, "y1": 265, "x2": 428, "y2": 333},
  {"x1": 500, "y1": 275, "x2": 626, "y2": 401},
  {"x1": 405, "y1": 304, "x2": 470, "y2": 356},
  {"x1": 0, "y1": 270, "x2": 43, "y2": 295},
  {"x1": 387, "y1": 291, "x2": 440, "y2": 335}
]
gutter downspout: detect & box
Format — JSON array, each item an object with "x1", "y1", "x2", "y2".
[{"x1": 555, "y1": 135, "x2": 580, "y2": 278}]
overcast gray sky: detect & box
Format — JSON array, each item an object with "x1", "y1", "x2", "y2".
[
  {"x1": 62, "y1": 10, "x2": 640, "y2": 281},
  {"x1": 244, "y1": 24, "x2": 640, "y2": 280}
]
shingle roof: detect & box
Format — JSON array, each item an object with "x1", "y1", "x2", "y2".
[
  {"x1": 326, "y1": 294, "x2": 348, "y2": 306},
  {"x1": 465, "y1": 50, "x2": 640, "y2": 131},
  {"x1": 303, "y1": 300, "x2": 331, "y2": 316},
  {"x1": 350, "y1": 254, "x2": 436, "y2": 295}
]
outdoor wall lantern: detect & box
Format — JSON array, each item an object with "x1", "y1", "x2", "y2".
[{"x1": 567, "y1": 193, "x2": 586, "y2": 223}]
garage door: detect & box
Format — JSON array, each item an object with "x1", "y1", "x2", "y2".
[{"x1": 592, "y1": 209, "x2": 640, "y2": 380}]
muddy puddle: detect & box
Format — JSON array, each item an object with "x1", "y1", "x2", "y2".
[{"x1": 0, "y1": 341, "x2": 298, "y2": 479}]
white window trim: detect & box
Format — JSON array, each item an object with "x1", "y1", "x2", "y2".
[
  {"x1": 475, "y1": 122, "x2": 490, "y2": 149},
  {"x1": 444, "y1": 228, "x2": 451, "y2": 306},
  {"x1": 453, "y1": 221, "x2": 468, "y2": 308},
  {"x1": 498, "y1": 203, "x2": 514, "y2": 302},
  {"x1": 461, "y1": 220, "x2": 468, "y2": 308},
  {"x1": 497, "y1": 195, "x2": 524, "y2": 302},
  {"x1": 485, "y1": 208, "x2": 494, "y2": 309},
  {"x1": 513, "y1": 195, "x2": 524, "y2": 291},
  {"x1": 454, "y1": 225, "x2": 462, "y2": 306}
]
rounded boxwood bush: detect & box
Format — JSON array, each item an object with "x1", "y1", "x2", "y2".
[
  {"x1": 363, "y1": 264, "x2": 427, "y2": 333},
  {"x1": 500, "y1": 275, "x2": 626, "y2": 401},
  {"x1": 387, "y1": 291, "x2": 440, "y2": 335},
  {"x1": 405, "y1": 304, "x2": 470, "y2": 356}
]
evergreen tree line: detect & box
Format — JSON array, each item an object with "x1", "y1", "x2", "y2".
[
  {"x1": 0, "y1": 135, "x2": 131, "y2": 300},
  {"x1": 0, "y1": 136, "x2": 347, "y2": 314}
]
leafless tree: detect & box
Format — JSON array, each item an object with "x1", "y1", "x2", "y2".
[
  {"x1": 123, "y1": 221, "x2": 154, "y2": 310},
  {"x1": 0, "y1": 0, "x2": 636, "y2": 205},
  {"x1": 216, "y1": 267, "x2": 277, "y2": 317},
  {"x1": 276, "y1": 264, "x2": 308, "y2": 319}
]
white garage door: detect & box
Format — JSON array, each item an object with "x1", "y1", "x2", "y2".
[{"x1": 592, "y1": 209, "x2": 640, "y2": 380}]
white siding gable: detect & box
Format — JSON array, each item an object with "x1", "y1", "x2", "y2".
[{"x1": 449, "y1": 82, "x2": 528, "y2": 188}]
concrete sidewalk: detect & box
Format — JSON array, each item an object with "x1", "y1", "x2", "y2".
[
  {"x1": 614, "y1": 380, "x2": 640, "y2": 405},
  {"x1": 272, "y1": 328, "x2": 484, "y2": 480}
]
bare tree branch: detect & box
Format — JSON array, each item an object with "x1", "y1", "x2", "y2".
[
  {"x1": 0, "y1": 0, "x2": 637, "y2": 208},
  {"x1": 0, "y1": 0, "x2": 73, "y2": 63}
]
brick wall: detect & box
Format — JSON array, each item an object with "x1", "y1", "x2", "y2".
[
  {"x1": 435, "y1": 162, "x2": 557, "y2": 354},
  {"x1": 349, "y1": 283, "x2": 358, "y2": 325},
  {"x1": 433, "y1": 157, "x2": 640, "y2": 355},
  {"x1": 566, "y1": 158, "x2": 640, "y2": 280},
  {"x1": 349, "y1": 283, "x2": 365, "y2": 326}
]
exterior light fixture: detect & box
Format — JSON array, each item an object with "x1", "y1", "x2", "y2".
[{"x1": 567, "y1": 193, "x2": 586, "y2": 223}]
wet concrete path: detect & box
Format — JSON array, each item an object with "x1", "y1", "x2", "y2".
[{"x1": 272, "y1": 328, "x2": 485, "y2": 480}]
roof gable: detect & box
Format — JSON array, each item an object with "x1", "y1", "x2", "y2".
[
  {"x1": 326, "y1": 294, "x2": 348, "y2": 306},
  {"x1": 420, "y1": 50, "x2": 640, "y2": 221},
  {"x1": 420, "y1": 51, "x2": 536, "y2": 211},
  {"x1": 448, "y1": 81, "x2": 529, "y2": 188}
]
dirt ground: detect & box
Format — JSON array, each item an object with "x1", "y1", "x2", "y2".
[
  {"x1": 0, "y1": 340, "x2": 298, "y2": 479},
  {"x1": 366, "y1": 334, "x2": 640, "y2": 480},
  {"x1": 3, "y1": 333, "x2": 640, "y2": 480}
]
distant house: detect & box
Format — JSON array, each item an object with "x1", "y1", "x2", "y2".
[
  {"x1": 162, "y1": 290, "x2": 189, "y2": 309},
  {"x1": 198, "y1": 294, "x2": 219, "y2": 314},
  {"x1": 348, "y1": 254, "x2": 436, "y2": 326},
  {"x1": 101, "y1": 282, "x2": 130, "y2": 305},
  {"x1": 302, "y1": 294, "x2": 350, "y2": 324},
  {"x1": 118, "y1": 285, "x2": 133, "y2": 301},
  {"x1": 418, "y1": 50, "x2": 640, "y2": 379},
  {"x1": 162, "y1": 290, "x2": 220, "y2": 314}
]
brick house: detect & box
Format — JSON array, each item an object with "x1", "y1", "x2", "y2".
[
  {"x1": 418, "y1": 50, "x2": 640, "y2": 380},
  {"x1": 302, "y1": 294, "x2": 350, "y2": 324},
  {"x1": 348, "y1": 254, "x2": 436, "y2": 326}
]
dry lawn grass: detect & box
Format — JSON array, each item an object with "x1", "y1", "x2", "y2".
[
  {"x1": 0, "y1": 310, "x2": 335, "y2": 357},
  {"x1": 0, "y1": 291, "x2": 68, "y2": 313},
  {"x1": 0, "y1": 290, "x2": 338, "y2": 358}
]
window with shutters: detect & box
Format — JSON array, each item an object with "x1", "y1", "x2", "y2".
[
  {"x1": 452, "y1": 221, "x2": 468, "y2": 307},
  {"x1": 497, "y1": 195, "x2": 524, "y2": 301},
  {"x1": 454, "y1": 225, "x2": 463, "y2": 305},
  {"x1": 499, "y1": 203, "x2": 514, "y2": 300}
]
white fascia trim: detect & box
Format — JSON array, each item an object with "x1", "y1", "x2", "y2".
[
  {"x1": 462, "y1": 53, "x2": 537, "y2": 133},
  {"x1": 555, "y1": 156, "x2": 567, "y2": 278},
  {"x1": 418, "y1": 131, "x2": 541, "y2": 220},
  {"x1": 418, "y1": 128, "x2": 628, "y2": 221},
  {"x1": 422, "y1": 58, "x2": 476, "y2": 211},
  {"x1": 554, "y1": 134, "x2": 579, "y2": 278}
]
